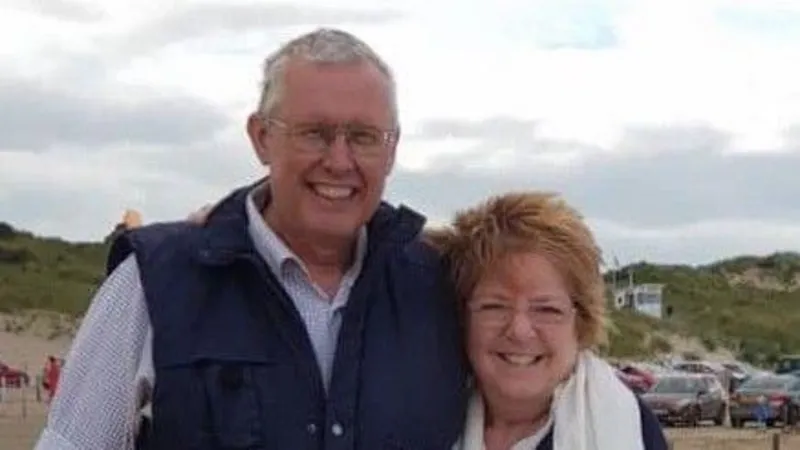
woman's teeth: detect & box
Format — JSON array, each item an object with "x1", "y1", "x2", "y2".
[{"x1": 499, "y1": 354, "x2": 543, "y2": 366}]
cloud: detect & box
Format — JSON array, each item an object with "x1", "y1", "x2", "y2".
[
  {"x1": 0, "y1": 75, "x2": 229, "y2": 151},
  {"x1": 515, "y1": 1, "x2": 621, "y2": 50},
  {"x1": 783, "y1": 125, "x2": 800, "y2": 151},
  {"x1": 6, "y1": 0, "x2": 105, "y2": 22},
  {"x1": 0, "y1": 176, "x2": 229, "y2": 243},
  {"x1": 587, "y1": 219, "x2": 800, "y2": 266},
  {"x1": 0, "y1": 145, "x2": 257, "y2": 242},
  {"x1": 715, "y1": 4, "x2": 800, "y2": 43},
  {"x1": 392, "y1": 0, "x2": 622, "y2": 53},
  {"x1": 409, "y1": 116, "x2": 539, "y2": 143},
  {"x1": 617, "y1": 124, "x2": 731, "y2": 155},
  {"x1": 122, "y1": 2, "x2": 405, "y2": 54},
  {"x1": 404, "y1": 115, "x2": 605, "y2": 171},
  {"x1": 387, "y1": 150, "x2": 800, "y2": 265},
  {"x1": 390, "y1": 121, "x2": 800, "y2": 231},
  {"x1": 2, "y1": 0, "x2": 799, "y2": 267}
]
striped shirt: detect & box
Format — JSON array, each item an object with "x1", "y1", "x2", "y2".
[{"x1": 34, "y1": 185, "x2": 368, "y2": 450}]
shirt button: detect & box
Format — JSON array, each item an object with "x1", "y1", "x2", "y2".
[
  {"x1": 331, "y1": 423, "x2": 344, "y2": 437},
  {"x1": 306, "y1": 423, "x2": 318, "y2": 435}
]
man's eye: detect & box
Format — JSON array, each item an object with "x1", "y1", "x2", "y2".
[
  {"x1": 298, "y1": 128, "x2": 326, "y2": 139},
  {"x1": 349, "y1": 130, "x2": 380, "y2": 145}
]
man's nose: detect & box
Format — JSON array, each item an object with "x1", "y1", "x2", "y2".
[{"x1": 321, "y1": 133, "x2": 356, "y2": 172}]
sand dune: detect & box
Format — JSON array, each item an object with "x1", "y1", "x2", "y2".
[{"x1": 0, "y1": 313, "x2": 73, "y2": 372}]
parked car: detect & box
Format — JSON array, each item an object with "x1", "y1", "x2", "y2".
[
  {"x1": 729, "y1": 374, "x2": 800, "y2": 428},
  {"x1": 641, "y1": 373, "x2": 728, "y2": 427},
  {"x1": 722, "y1": 360, "x2": 770, "y2": 378},
  {"x1": 0, "y1": 361, "x2": 30, "y2": 388},
  {"x1": 672, "y1": 360, "x2": 735, "y2": 393},
  {"x1": 721, "y1": 360, "x2": 770, "y2": 391},
  {"x1": 775, "y1": 355, "x2": 800, "y2": 375}
]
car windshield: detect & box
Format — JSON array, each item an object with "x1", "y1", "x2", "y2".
[
  {"x1": 652, "y1": 377, "x2": 702, "y2": 393},
  {"x1": 739, "y1": 377, "x2": 792, "y2": 390},
  {"x1": 777, "y1": 358, "x2": 800, "y2": 373}
]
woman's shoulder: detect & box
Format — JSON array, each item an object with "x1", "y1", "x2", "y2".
[{"x1": 634, "y1": 395, "x2": 670, "y2": 450}]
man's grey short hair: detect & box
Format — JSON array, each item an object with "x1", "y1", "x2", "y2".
[{"x1": 257, "y1": 28, "x2": 398, "y2": 123}]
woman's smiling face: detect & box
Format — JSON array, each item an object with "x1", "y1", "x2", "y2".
[{"x1": 466, "y1": 252, "x2": 579, "y2": 409}]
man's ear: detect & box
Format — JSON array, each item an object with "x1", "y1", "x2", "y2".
[
  {"x1": 386, "y1": 127, "x2": 400, "y2": 174},
  {"x1": 247, "y1": 113, "x2": 270, "y2": 166}
]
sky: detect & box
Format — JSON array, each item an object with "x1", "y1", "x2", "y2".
[{"x1": 1, "y1": 0, "x2": 799, "y2": 265}]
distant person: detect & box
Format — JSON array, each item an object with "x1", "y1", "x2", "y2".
[
  {"x1": 34, "y1": 28, "x2": 468, "y2": 449},
  {"x1": 42, "y1": 355, "x2": 60, "y2": 404},
  {"x1": 755, "y1": 395, "x2": 770, "y2": 430}
]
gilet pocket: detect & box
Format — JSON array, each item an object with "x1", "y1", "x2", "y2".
[{"x1": 199, "y1": 362, "x2": 267, "y2": 448}]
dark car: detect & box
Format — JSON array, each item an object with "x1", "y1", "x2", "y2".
[
  {"x1": 0, "y1": 361, "x2": 30, "y2": 388},
  {"x1": 641, "y1": 374, "x2": 727, "y2": 427},
  {"x1": 729, "y1": 374, "x2": 800, "y2": 428},
  {"x1": 721, "y1": 360, "x2": 770, "y2": 391},
  {"x1": 775, "y1": 355, "x2": 800, "y2": 375}
]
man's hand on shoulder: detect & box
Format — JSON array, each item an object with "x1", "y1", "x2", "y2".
[{"x1": 187, "y1": 204, "x2": 215, "y2": 226}]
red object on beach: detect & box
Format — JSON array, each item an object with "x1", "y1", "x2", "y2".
[
  {"x1": 43, "y1": 355, "x2": 61, "y2": 401},
  {"x1": 0, "y1": 361, "x2": 29, "y2": 388}
]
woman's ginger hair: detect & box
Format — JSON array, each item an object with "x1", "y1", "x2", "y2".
[{"x1": 425, "y1": 191, "x2": 608, "y2": 349}]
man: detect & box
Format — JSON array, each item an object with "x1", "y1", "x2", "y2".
[{"x1": 36, "y1": 28, "x2": 468, "y2": 449}]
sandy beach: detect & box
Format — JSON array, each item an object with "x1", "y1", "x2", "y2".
[
  {"x1": 1, "y1": 316, "x2": 798, "y2": 450},
  {"x1": 0, "y1": 316, "x2": 72, "y2": 449}
]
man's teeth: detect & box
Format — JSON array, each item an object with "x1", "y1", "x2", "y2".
[
  {"x1": 313, "y1": 185, "x2": 354, "y2": 200},
  {"x1": 500, "y1": 354, "x2": 541, "y2": 366}
]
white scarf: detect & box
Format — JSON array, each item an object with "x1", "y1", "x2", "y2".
[{"x1": 454, "y1": 351, "x2": 645, "y2": 450}]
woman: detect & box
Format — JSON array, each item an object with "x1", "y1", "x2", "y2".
[{"x1": 426, "y1": 192, "x2": 668, "y2": 450}]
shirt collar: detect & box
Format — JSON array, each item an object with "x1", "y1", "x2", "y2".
[{"x1": 244, "y1": 182, "x2": 368, "y2": 279}]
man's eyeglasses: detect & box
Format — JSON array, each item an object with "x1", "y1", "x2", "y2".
[{"x1": 265, "y1": 117, "x2": 397, "y2": 158}]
